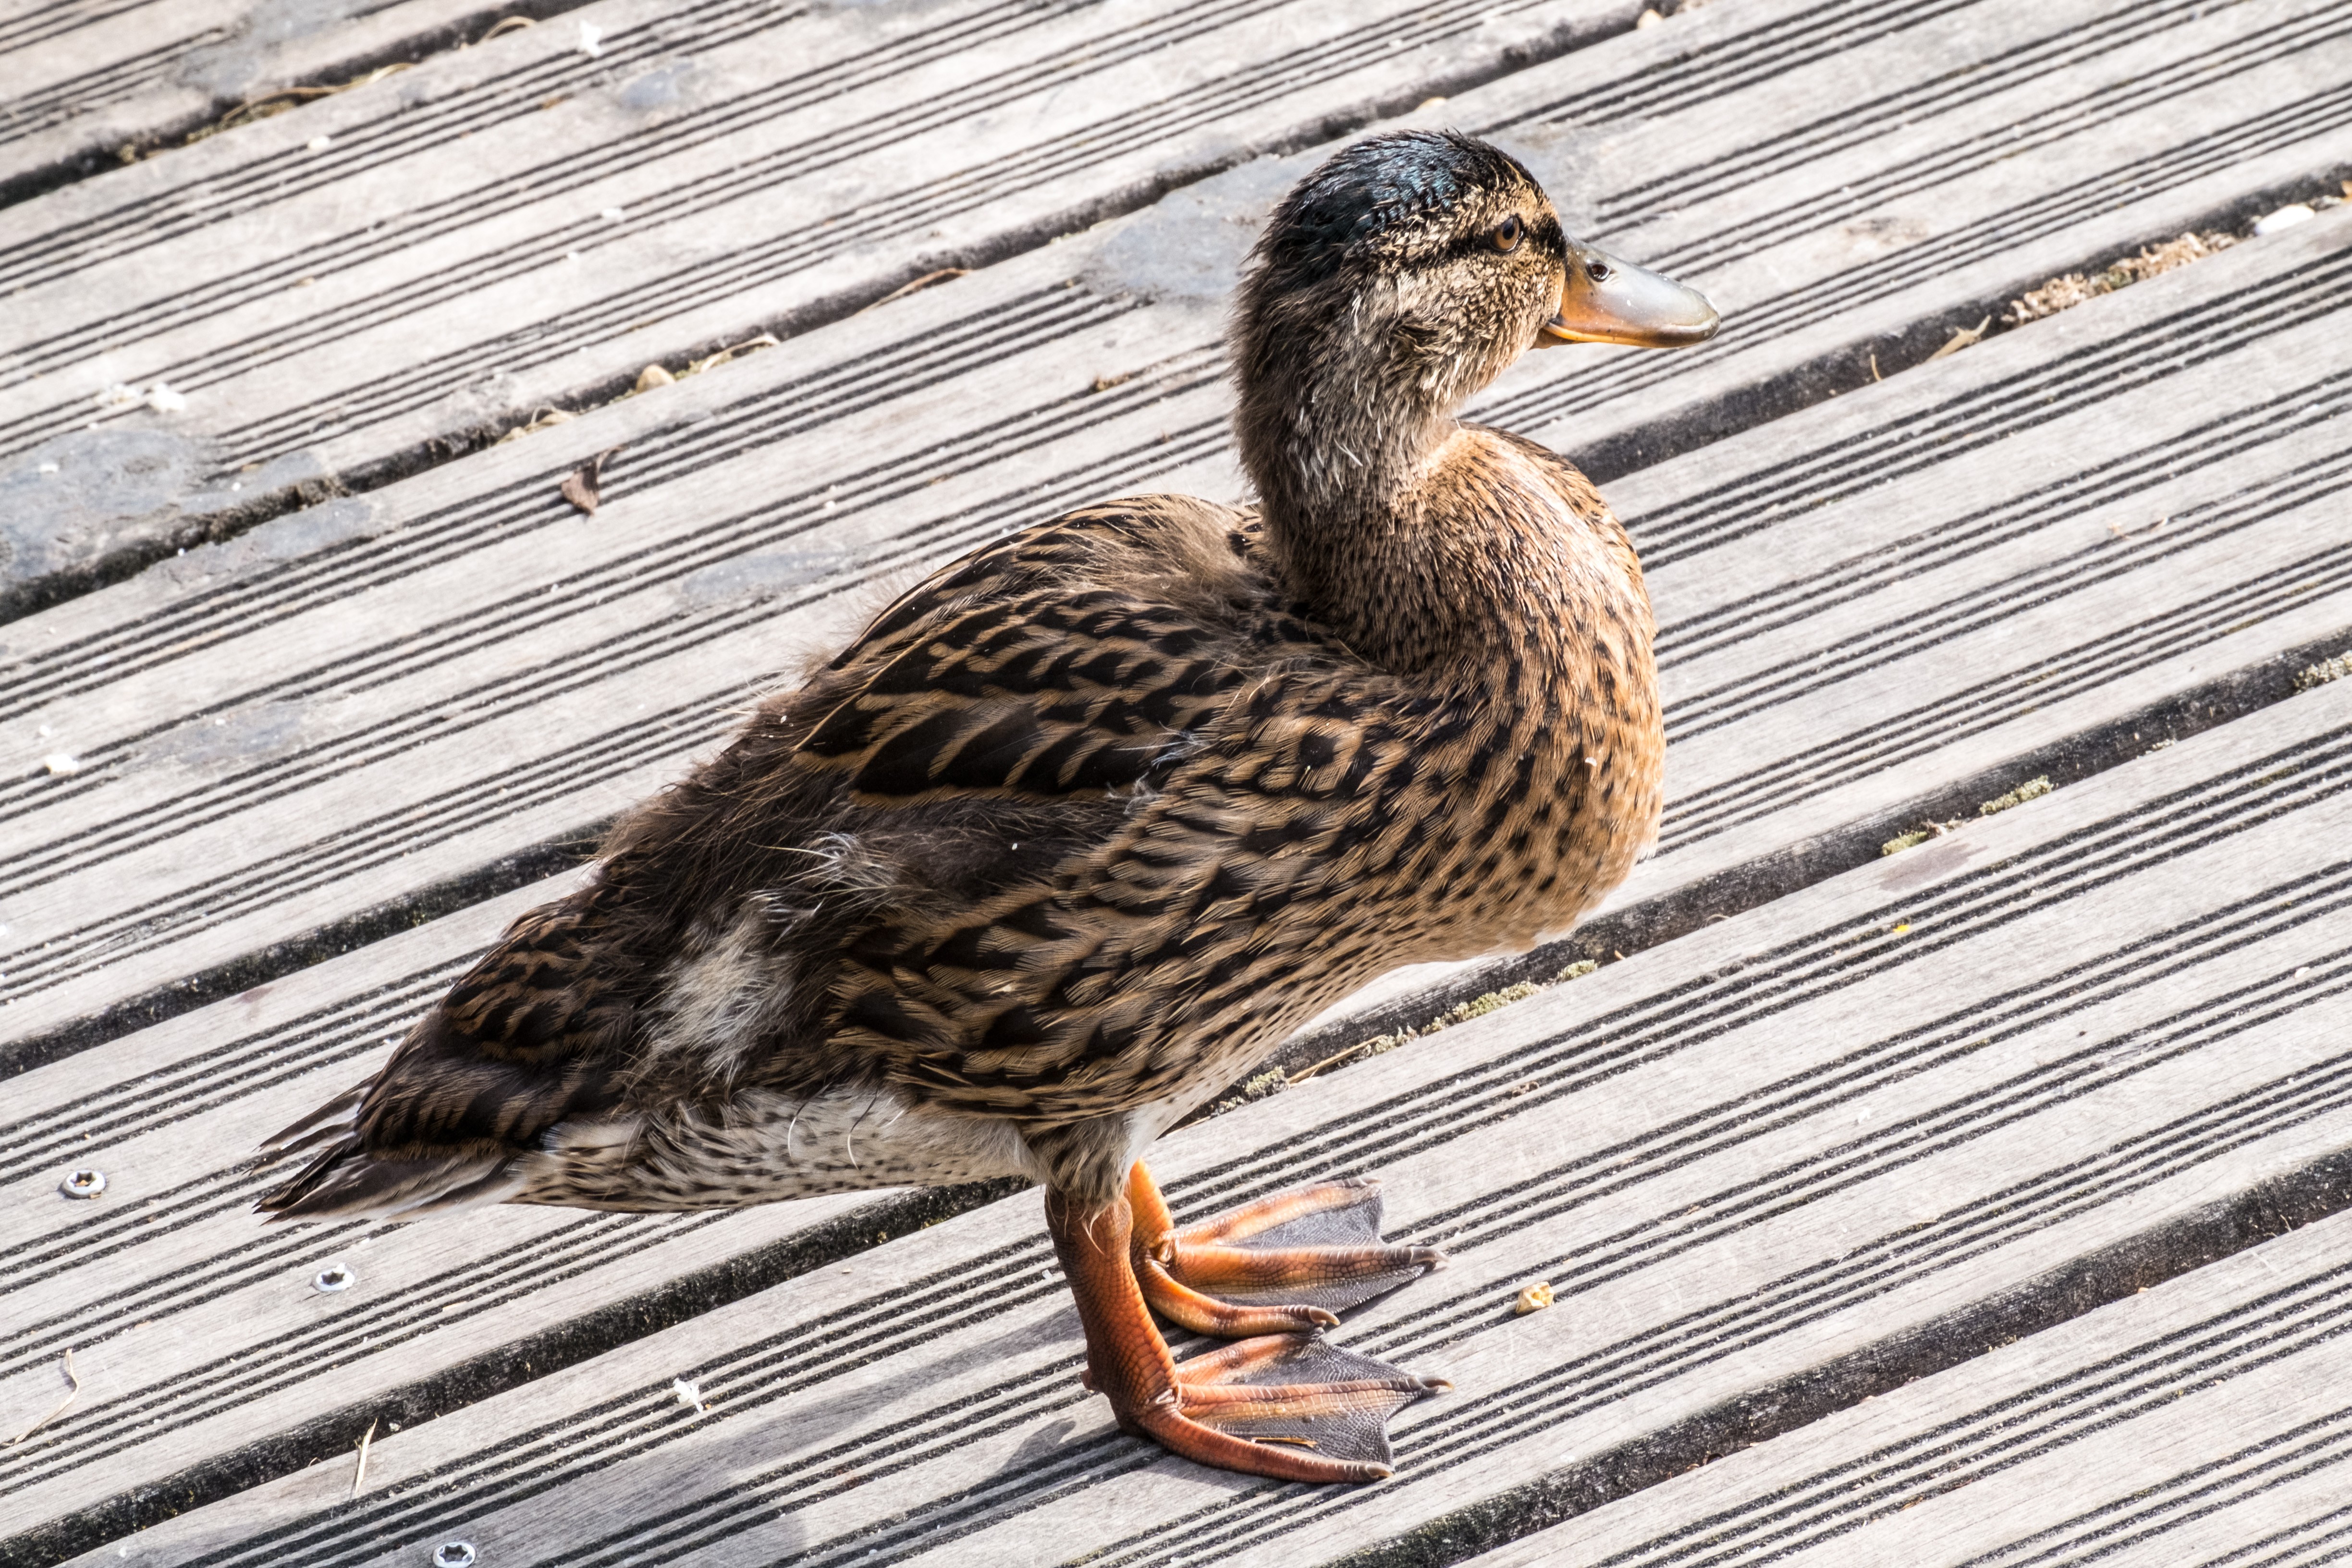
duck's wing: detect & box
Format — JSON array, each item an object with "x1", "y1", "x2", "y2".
[
  {"x1": 803, "y1": 529, "x2": 1428, "y2": 1155},
  {"x1": 799, "y1": 498, "x2": 1297, "y2": 804}
]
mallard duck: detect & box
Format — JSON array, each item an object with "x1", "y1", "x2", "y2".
[{"x1": 257, "y1": 130, "x2": 1717, "y2": 1482}]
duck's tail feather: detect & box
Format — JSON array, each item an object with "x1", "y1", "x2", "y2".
[{"x1": 253, "y1": 1081, "x2": 526, "y2": 1221}]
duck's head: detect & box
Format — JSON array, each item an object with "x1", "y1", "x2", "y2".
[{"x1": 1232, "y1": 130, "x2": 1716, "y2": 525}]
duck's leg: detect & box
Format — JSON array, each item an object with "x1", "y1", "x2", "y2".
[
  {"x1": 1127, "y1": 1163, "x2": 1444, "y2": 1335},
  {"x1": 1046, "y1": 1186, "x2": 1443, "y2": 1481}
]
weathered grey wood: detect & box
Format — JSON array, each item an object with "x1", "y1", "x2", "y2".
[
  {"x1": 8, "y1": 0, "x2": 2343, "y2": 612},
  {"x1": 0, "y1": 865, "x2": 931, "y2": 1546},
  {"x1": 0, "y1": 0, "x2": 582, "y2": 206},
  {"x1": 6, "y1": 184, "x2": 2349, "y2": 1066},
  {"x1": 1461, "y1": 1207, "x2": 2352, "y2": 1568},
  {"x1": 0, "y1": 0, "x2": 1639, "y2": 605},
  {"x1": 46, "y1": 659, "x2": 2352, "y2": 1566}
]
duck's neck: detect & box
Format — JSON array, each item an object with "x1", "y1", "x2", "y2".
[{"x1": 1237, "y1": 354, "x2": 1561, "y2": 673}]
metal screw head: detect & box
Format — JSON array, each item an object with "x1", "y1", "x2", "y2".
[
  {"x1": 60, "y1": 1169, "x2": 106, "y2": 1199},
  {"x1": 432, "y1": 1544, "x2": 477, "y2": 1568},
  {"x1": 313, "y1": 1262, "x2": 356, "y2": 1293}
]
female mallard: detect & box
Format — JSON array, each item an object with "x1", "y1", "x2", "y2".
[{"x1": 258, "y1": 130, "x2": 1716, "y2": 1483}]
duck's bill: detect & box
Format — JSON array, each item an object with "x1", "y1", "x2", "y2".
[{"x1": 1538, "y1": 246, "x2": 1719, "y2": 348}]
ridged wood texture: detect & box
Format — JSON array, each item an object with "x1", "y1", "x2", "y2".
[
  {"x1": 0, "y1": 0, "x2": 591, "y2": 204},
  {"x1": 1464, "y1": 1206, "x2": 2352, "y2": 1568}
]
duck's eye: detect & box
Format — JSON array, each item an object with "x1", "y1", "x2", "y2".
[
  {"x1": 1585, "y1": 259, "x2": 1613, "y2": 282},
  {"x1": 1490, "y1": 215, "x2": 1524, "y2": 253}
]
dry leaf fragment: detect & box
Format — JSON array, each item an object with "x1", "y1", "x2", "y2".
[
  {"x1": 633, "y1": 364, "x2": 675, "y2": 394},
  {"x1": 561, "y1": 445, "x2": 624, "y2": 514},
  {"x1": 1514, "y1": 1281, "x2": 1555, "y2": 1315}
]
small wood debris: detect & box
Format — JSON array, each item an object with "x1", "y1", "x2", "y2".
[
  {"x1": 2005, "y1": 232, "x2": 2235, "y2": 326},
  {"x1": 860, "y1": 268, "x2": 971, "y2": 314},
  {"x1": 1514, "y1": 1282, "x2": 1555, "y2": 1315},
  {"x1": 5, "y1": 1348, "x2": 79, "y2": 1445},
  {"x1": 350, "y1": 1419, "x2": 376, "y2": 1498},
  {"x1": 1881, "y1": 817, "x2": 1962, "y2": 856},
  {"x1": 2295, "y1": 650, "x2": 2352, "y2": 690},
  {"x1": 561, "y1": 446, "x2": 625, "y2": 515},
  {"x1": 682, "y1": 333, "x2": 781, "y2": 377},
  {"x1": 43, "y1": 753, "x2": 81, "y2": 776},
  {"x1": 1926, "y1": 316, "x2": 1991, "y2": 360},
  {"x1": 1979, "y1": 776, "x2": 2052, "y2": 817},
  {"x1": 496, "y1": 405, "x2": 576, "y2": 444},
  {"x1": 632, "y1": 364, "x2": 675, "y2": 394},
  {"x1": 671, "y1": 1376, "x2": 705, "y2": 1413},
  {"x1": 1239, "y1": 1068, "x2": 1290, "y2": 1101}
]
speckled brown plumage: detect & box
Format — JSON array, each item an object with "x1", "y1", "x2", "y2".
[{"x1": 257, "y1": 129, "x2": 1715, "y2": 1484}]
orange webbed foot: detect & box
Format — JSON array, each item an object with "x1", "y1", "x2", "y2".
[
  {"x1": 1129, "y1": 1165, "x2": 1446, "y2": 1337},
  {"x1": 1045, "y1": 1170, "x2": 1447, "y2": 1483}
]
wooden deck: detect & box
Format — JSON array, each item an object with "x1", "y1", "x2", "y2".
[{"x1": 3, "y1": 0, "x2": 2350, "y2": 1563}]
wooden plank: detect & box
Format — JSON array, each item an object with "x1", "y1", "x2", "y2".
[
  {"x1": 0, "y1": 0, "x2": 581, "y2": 208},
  {"x1": 1460, "y1": 1206, "x2": 2352, "y2": 1568},
  {"x1": 45, "y1": 645, "x2": 2352, "y2": 1566},
  {"x1": 0, "y1": 0, "x2": 1637, "y2": 607},
  {"x1": 6, "y1": 182, "x2": 2349, "y2": 1063}
]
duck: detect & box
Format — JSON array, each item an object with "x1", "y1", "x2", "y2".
[{"x1": 256, "y1": 129, "x2": 1718, "y2": 1484}]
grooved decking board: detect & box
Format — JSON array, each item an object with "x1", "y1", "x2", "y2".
[
  {"x1": 8, "y1": 0, "x2": 2349, "y2": 607},
  {"x1": 0, "y1": 0, "x2": 586, "y2": 205},
  {"x1": 51, "y1": 655, "x2": 2352, "y2": 1568},
  {"x1": 6, "y1": 190, "x2": 2350, "y2": 1061},
  {"x1": 0, "y1": 0, "x2": 1637, "y2": 599},
  {"x1": 1461, "y1": 1206, "x2": 2352, "y2": 1568},
  {"x1": 0, "y1": 866, "x2": 948, "y2": 1545}
]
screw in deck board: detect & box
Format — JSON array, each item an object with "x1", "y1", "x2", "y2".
[
  {"x1": 433, "y1": 1544, "x2": 478, "y2": 1567},
  {"x1": 312, "y1": 1262, "x2": 356, "y2": 1293},
  {"x1": 59, "y1": 1168, "x2": 105, "y2": 1199}
]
